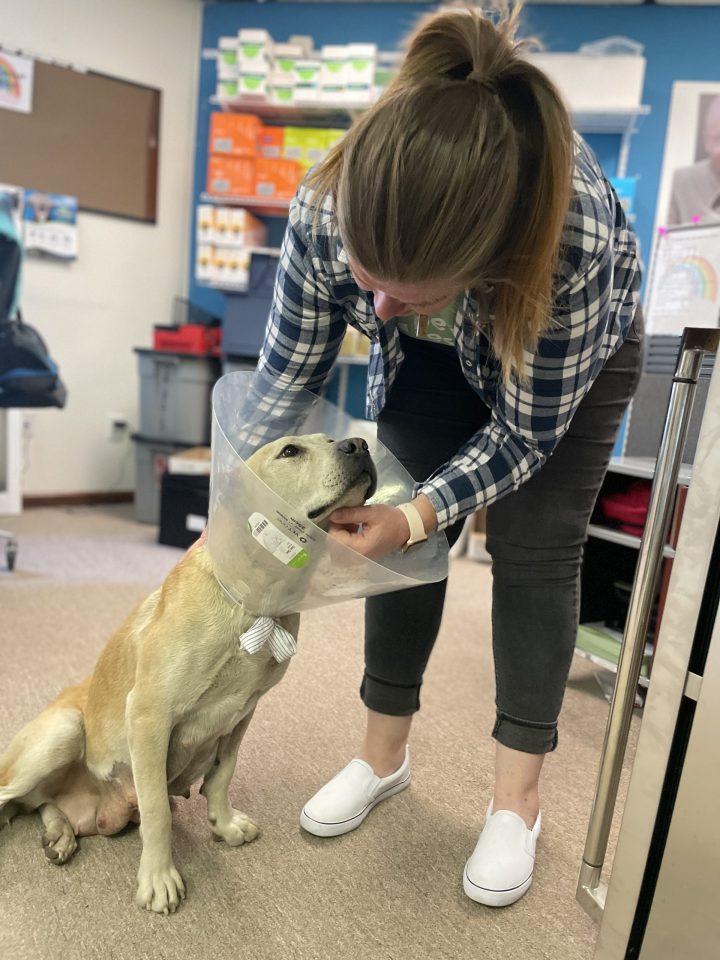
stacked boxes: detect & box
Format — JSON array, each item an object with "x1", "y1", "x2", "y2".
[
  {"x1": 206, "y1": 112, "x2": 302, "y2": 201},
  {"x1": 195, "y1": 204, "x2": 268, "y2": 289},
  {"x1": 282, "y1": 127, "x2": 345, "y2": 173},
  {"x1": 215, "y1": 30, "x2": 379, "y2": 106}
]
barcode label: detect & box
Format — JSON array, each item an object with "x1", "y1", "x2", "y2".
[{"x1": 247, "y1": 512, "x2": 310, "y2": 568}]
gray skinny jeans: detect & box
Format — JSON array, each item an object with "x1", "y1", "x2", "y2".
[{"x1": 361, "y1": 320, "x2": 644, "y2": 754}]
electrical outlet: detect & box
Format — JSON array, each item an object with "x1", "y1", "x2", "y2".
[{"x1": 107, "y1": 413, "x2": 129, "y2": 443}]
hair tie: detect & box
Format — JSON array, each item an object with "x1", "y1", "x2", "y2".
[{"x1": 467, "y1": 68, "x2": 496, "y2": 94}]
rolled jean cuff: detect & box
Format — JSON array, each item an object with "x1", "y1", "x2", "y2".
[
  {"x1": 360, "y1": 672, "x2": 421, "y2": 716},
  {"x1": 492, "y1": 711, "x2": 559, "y2": 755}
]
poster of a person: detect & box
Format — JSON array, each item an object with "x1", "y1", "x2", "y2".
[
  {"x1": 655, "y1": 82, "x2": 720, "y2": 231},
  {"x1": 667, "y1": 95, "x2": 720, "y2": 226}
]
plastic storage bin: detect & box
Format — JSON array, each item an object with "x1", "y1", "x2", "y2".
[
  {"x1": 135, "y1": 348, "x2": 221, "y2": 445},
  {"x1": 158, "y1": 471, "x2": 210, "y2": 548},
  {"x1": 132, "y1": 433, "x2": 191, "y2": 524},
  {"x1": 222, "y1": 252, "x2": 279, "y2": 357}
]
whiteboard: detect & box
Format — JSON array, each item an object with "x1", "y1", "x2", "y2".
[{"x1": 644, "y1": 223, "x2": 720, "y2": 336}]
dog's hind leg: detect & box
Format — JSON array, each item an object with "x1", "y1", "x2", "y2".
[
  {"x1": 199, "y1": 710, "x2": 259, "y2": 847},
  {"x1": 0, "y1": 706, "x2": 85, "y2": 815},
  {"x1": 39, "y1": 802, "x2": 78, "y2": 864}
]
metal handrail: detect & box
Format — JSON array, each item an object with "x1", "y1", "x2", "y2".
[{"x1": 577, "y1": 326, "x2": 720, "y2": 922}]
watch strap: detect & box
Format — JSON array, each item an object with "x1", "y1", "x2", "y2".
[{"x1": 396, "y1": 500, "x2": 428, "y2": 551}]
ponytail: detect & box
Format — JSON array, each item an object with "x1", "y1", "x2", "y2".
[{"x1": 308, "y1": 2, "x2": 574, "y2": 382}]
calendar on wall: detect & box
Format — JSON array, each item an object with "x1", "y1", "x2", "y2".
[{"x1": 645, "y1": 223, "x2": 720, "y2": 336}]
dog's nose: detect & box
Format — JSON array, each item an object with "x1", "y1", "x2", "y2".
[{"x1": 337, "y1": 437, "x2": 369, "y2": 456}]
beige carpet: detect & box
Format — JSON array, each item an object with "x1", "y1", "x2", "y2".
[{"x1": 0, "y1": 505, "x2": 639, "y2": 960}]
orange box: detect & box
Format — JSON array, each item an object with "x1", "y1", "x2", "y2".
[
  {"x1": 257, "y1": 125, "x2": 285, "y2": 159},
  {"x1": 209, "y1": 112, "x2": 262, "y2": 157},
  {"x1": 255, "y1": 157, "x2": 302, "y2": 200},
  {"x1": 206, "y1": 155, "x2": 255, "y2": 197}
]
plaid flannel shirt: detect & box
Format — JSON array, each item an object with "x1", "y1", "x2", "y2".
[{"x1": 253, "y1": 134, "x2": 641, "y2": 532}]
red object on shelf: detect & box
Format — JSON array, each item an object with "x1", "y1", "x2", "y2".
[
  {"x1": 153, "y1": 324, "x2": 221, "y2": 356},
  {"x1": 600, "y1": 480, "x2": 651, "y2": 532}
]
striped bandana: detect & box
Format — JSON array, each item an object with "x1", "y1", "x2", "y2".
[{"x1": 238, "y1": 616, "x2": 297, "y2": 662}]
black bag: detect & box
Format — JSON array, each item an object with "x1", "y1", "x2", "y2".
[
  {"x1": 0, "y1": 196, "x2": 67, "y2": 409},
  {"x1": 0, "y1": 312, "x2": 67, "y2": 408}
]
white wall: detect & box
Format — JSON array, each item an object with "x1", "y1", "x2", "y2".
[{"x1": 1, "y1": 0, "x2": 201, "y2": 497}]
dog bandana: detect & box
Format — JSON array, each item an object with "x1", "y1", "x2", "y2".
[{"x1": 238, "y1": 616, "x2": 297, "y2": 662}]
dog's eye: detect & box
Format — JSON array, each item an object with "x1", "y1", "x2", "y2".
[{"x1": 279, "y1": 444, "x2": 300, "y2": 459}]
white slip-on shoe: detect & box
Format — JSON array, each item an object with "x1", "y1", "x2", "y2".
[
  {"x1": 299, "y1": 747, "x2": 411, "y2": 838},
  {"x1": 463, "y1": 802, "x2": 542, "y2": 907}
]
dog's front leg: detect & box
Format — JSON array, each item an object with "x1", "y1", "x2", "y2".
[
  {"x1": 126, "y1": 689, "x2": 185, "y2": 914},
  {"x1": 200, "y1": 710, "x2": 259, "y2": 846}
]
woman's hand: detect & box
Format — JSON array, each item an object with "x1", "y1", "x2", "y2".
[{"x1": 328, "y1": 495, "x2": 438, "y2": 560}]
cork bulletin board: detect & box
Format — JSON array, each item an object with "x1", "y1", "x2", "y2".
[{"x1": 0, "y1": 55, "x2": 160, "y2": 222}]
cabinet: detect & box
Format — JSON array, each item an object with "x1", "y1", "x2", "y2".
[{"x1": 575, "y1": 455, "x2": 691, "y2": 688}]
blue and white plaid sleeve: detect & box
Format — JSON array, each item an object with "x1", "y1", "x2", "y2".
[
  {"x1": 418, "y1": 192, "x2": 637, "y2": 530},
  {"x1": 236, "y1": 193, "x2": 348, "y2": 451}
]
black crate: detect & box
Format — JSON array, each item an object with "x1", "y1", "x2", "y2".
[{"x1": 158, "y1": 471, "x2": 210, "y2": 549}]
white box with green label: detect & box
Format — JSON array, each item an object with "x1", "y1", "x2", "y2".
[
  {"x1": 239, "y1": 58, "x2": 270, "y2": 98},
  {"x1": 269, "y1": 72, "x2": 296, "y2": 105},
  {"x1": 217, "y1": 37, "x2": 239, "y2": 80},
  {"x1": 272, "y1": 42, "x2": 305, "y2": 85},
  {"x1": 293, "y1": 59, "x2": 322, "y2": 103},
  {"x1": 346, "y1": 43, "x2": 377, "y2": 87},
  {"x1": 237, "y1": 28, "x2": 273, "y2": 69}
]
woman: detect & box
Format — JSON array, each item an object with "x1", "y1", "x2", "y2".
[{"x1": 253, "y1": 3, "x2": 642, "y2": 906}]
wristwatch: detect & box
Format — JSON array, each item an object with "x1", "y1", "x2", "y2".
[{"x1": 395, "y1": 501, "x2": 428, "y2": 554}]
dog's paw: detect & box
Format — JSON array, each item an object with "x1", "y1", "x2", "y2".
[
  {"x1": 0, "y1": 801, "x2": 20, "y2": 830},
  {"x1": 211, "y1": 810, "x2": 259, "y2": 847},
  {"x1": 135, "y1": 862, "x2": 186, "y2": 915},
  {"x1": 41, "y1": 819, "x2": 78, "y2": 865}
]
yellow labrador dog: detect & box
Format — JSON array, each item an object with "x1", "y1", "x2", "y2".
[{"x1": 0, "y1": 433, "x2": 376, "y2": 914}]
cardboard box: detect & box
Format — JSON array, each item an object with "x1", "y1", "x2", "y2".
[
  {"x1": 217, "y1": 37, "x2": 238, "y2": 80},
  {"x1": 294, "y1": 58, "x2": 321, "y2": 102},
  {"x1": 282, "y1": 126, "x2": 307, "y2": 164},
  {"x1": 269, "y1": 73, "x2": 296, "y2": 105},
  {"x1": 206, "y1": 155, "x2": 255, "y2": 197},
  {"x1": 216, "y1": 79, "x2": 239, "y2": 100},
  {"x1": 255, "y1": 157, "x2": 302, "y2": 200},
  {"x1": 209, "y1": 112, "x2": 261, "y2": 157},
  {"x1": 321, "y1": 44, "x2": 348, "y2": 85},
  {"x1": 282, "y1": 127, "x2": 328, "y2": 172},
  {"x1": 217, "y1": 246, "x2": 251, "y2": 287},
  {"x1": 272, "y1": 42, "x2": 305, "y2": 84},
  {"x1": 257, "y1": 125, "x2": 285, "y2": 159},
  {"x1": 195, "y1": 243, "x2": 214, "y2": 284},
  {"x1": 228, "y1": 208, "x2": 268, "y2": 246},
  {"x1": 196, "y1": 204, "x2": 214, "y2": 244},
  {"x1": 168, "y1": 447, "x2": 212, "y2": 476},
  {"x1": 346, "y1": 43, "x2": 377, "y2": 87},
  {"x1": 213, "y1": 206, "x2": 232, "y2": 244},
  {"x1": 239, "y1": 61, "x2": 270, "y2": 98},
  {"x1": 237, "y1": 28, "x2": 273, "y2": 68}
]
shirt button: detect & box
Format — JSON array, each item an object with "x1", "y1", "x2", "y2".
[{"x1": 464, "y1": 359, "x2": 472, "y2": 368}]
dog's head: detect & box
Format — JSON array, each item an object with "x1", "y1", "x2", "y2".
[{"x1": 246, "y1": 433, "x2": 377, "y2": 529}]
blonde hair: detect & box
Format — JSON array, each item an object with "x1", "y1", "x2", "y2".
[{"x1": 307, "y1": 2, "x2": 574, "y2": 381}]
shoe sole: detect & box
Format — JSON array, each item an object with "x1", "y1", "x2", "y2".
[
  {"x1": 299, "y1": 774, "x2": 411, "y2": 838},
  {"x1": 463, "y1": 867, "x2": 533, "y2": 907}
]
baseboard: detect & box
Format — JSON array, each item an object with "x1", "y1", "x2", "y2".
[{"x1": 23, "y1": 491, "x2": 134, "y2": 508}]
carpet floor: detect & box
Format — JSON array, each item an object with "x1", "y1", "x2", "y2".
[{"x1": 0, "y1": 505, "x2": 638, "y2": 960}]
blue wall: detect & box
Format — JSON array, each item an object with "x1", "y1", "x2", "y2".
[{"x1": 192, "y1": 2, "x2": 720, "y2": 415}]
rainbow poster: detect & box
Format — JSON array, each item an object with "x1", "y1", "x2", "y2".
[
  {"x1": 0, "y1": 51, "x2": 34, "y2": 114},
  {"x1": 646, "y1": 224, "x2": 720, "y2": 335}
]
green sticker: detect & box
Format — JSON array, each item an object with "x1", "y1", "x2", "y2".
[{"x1": 288, "y1": 550, "x2": 310, "y2": 569}]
